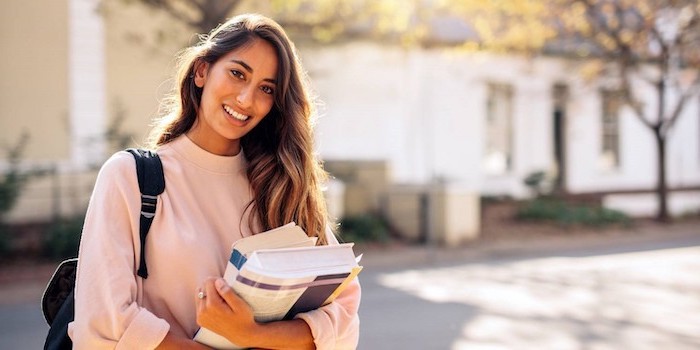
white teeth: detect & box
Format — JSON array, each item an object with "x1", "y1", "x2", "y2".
[{"x1": 223, "y1": 105, "x2": 249, "y2": 121}]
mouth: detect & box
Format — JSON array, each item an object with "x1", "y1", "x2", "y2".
[{"x1": 223, "y1": 104, "x2": 250, "y2": 122}]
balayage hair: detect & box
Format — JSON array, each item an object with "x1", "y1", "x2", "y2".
[{"x1": 148, "y1": 13, "x2": 330, "y2": 244}]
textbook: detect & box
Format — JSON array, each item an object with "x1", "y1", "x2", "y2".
[{"x1": 193, "y1": 223, "x2": 363, "y2": 349}]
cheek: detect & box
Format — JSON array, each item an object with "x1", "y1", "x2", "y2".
[{"x1": 257, "y1": 99, "x2": 275, "y2": 117}]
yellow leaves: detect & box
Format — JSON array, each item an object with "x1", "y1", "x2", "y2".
[
  {"x1": 262, "y1": 0, "x2": 698, "y2": 58},
  {"x1": 438, "y1": 0, "x2": 557, "y2": 53},
  {"x1": 473, "y1": 17, "x2": 496, "y2": 43},
  {"x1": 579, "y1": 59, "x2": 604, "y2": 82},
  {"x1": 595, "y1": 32, "x2": 618, "y2": 51},
  {"x1": 619, "y1": 29, "x2": 635, "y2": 45},
  {"x1": 311, "y1": 22, "x2": 346, "y2": 43},
  {"x1": 269, "y1": 0, "x2": 302, "y2": 12},
  {"x1": 373, "y1": 4, "x2": 412, "y2": 34},
  {"x1": 458, "y1": 40, "x2": 482, "y2": 53},
  {"x1": 561, "y1": 2, "x2": 591, "y2": 33}
]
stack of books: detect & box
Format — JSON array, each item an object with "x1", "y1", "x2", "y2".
[{"x1": 194, "y1": 223, "x2": 362, "y2": 349}]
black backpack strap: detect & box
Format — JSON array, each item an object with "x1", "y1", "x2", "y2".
[
  {"x1": 43, "y1": 289, "x2": 74, "y2": 349},
  {"x1": 126, "y1": 148, "x2": 165, "y2": 279}
]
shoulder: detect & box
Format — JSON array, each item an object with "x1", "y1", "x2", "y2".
[
  {"x1": 94, "y1": 150, "x2": 139, "y2": 189},
  {"x1": 99, "y1": 150, "x2": 137, "y2": 175}
]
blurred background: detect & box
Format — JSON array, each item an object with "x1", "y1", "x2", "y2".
[{"x1": 0, "y1": 0, "x2": 699, "y2": 349}]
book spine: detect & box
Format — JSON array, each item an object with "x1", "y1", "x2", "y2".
[
  {"x1": 282, "y1": 273, "x2": 350, "y2": 320},
  {"x1": 229, "y1": 249, "x2": 247, "y2": 270}
]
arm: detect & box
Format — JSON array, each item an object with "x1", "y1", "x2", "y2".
[
  {"x1": 293, "y1": 228, "x2": 361, "y2": 349},
  {"x1": 196, "y1": 227, "x2": 362, "y2": 350},
  {"x1": 196, "y1": 278, "x2": 315, "y2": 350},
  {"x1": 293, "y1": 278, "x2": 361, "y2": 349},
  {"x1": 156, "y1": 331, "x2": 213, "y2": 350},
  {"x1": 69, "y1": 153, "x2": 170, "y2": 349}
]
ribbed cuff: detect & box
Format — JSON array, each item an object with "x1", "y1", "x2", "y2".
[
  {"x1": 295, "y1": 309, "x2": 336, "y2": 350},
  {"x1": 115, "y1": 308, "x2": 170, "y2": 350}
]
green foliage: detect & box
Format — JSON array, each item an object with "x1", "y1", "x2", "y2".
[
  {"x1": 517, "y1": 198, "x2": 630, "y2": 227},
  {"x1": 0, "y1": 132, "x2": 31, "y2": 217},
  {"x1": 338, "y1": 214, "x2": 391, "y2": 243},
  {"x1": 43, "y1": 215, "x2": 85, "y2": 260},
  {"x1": 0, "y1": 224, "x2": 9, "y2": 256}
]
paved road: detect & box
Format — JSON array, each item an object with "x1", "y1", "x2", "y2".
[
  {"x1": 357, "y1": 230, "x2": 700, "y2": 349},
  {"x1": 2, "y1": 229, "x2": 699, "y2": 349}
]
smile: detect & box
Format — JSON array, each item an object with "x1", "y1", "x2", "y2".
[{"x1": 223, "y1": 105, "x2": 250, "y2": 121}]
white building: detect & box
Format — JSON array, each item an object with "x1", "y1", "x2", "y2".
[
  {"x1": 303, "y1": 42, "x2": 700, "y2": 217},
  {"x1": 2, "y1": 1, "x2": 699, "y2": 224}
]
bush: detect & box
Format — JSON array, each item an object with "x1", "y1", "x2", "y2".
[
  {"x1": 0, "y1": 224, "x2": 9, "y2": 256},
  {"x1": 338, "y1": 214, "x2": 391, "y2": 243},
  {"x1": 516, "y1": 198, "x2": 630, "y2": 227},
  {"x1": 43, "y1": 215, "x2": 85, "y2": 259}
]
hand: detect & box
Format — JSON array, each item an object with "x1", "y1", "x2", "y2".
[{"x1": 195, "y1": 277, "x2": 259, "y2": 347}]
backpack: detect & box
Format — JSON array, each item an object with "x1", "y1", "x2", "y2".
[{"x1": 41, "y1": 149, "x2": 165, "y2": 350}]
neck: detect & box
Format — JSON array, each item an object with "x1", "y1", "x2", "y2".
[{"x1": 185, "y1": 127, "x2": 241, "y2": 156}]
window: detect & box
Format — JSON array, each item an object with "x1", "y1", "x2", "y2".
[
  {"x1": 600, "y1": 89, "x2": 622, "y2": 169},
  {"x1": 483, "y1": 83, "x2": 514, "y2": 175}
]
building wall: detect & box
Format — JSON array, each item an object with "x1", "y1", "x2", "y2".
[
  {"x1": 102, "y1": 3, "x2": 190, "y2": 152},
  {"x1": 305, "y1": 44, "x2": 563, "y2": 195},
  {"x1": 304, "y1": 42, "x2": 700, "y2": 203},
  {"x1": 0, "y1": 0, "x2": 70, "y2": 162}
]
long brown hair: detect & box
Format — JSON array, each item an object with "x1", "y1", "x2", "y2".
[{"x1": 148, "y1": 14, "x2": 330, "y2": 244}]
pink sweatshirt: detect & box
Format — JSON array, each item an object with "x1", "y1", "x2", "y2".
[{"x1": 68, "y1": 135, "x2": 361, "y2": 349}]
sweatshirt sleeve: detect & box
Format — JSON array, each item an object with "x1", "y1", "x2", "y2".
[
  {"x1": 294, "y1": 227, "x2": 361, "y2": 350},
  {"x1": 68, "y1": 152, "x2": 170, "y2": 349}
]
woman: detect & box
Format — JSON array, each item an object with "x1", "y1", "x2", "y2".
[{"x1": 70, "y1": 14, "x2": 360, "y2": 349}]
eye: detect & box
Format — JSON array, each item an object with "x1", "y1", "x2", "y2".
[
  {"x1": 260, "y1": 86, "x2": 274, "y2": 95},
  {"x1": 230, "y1": 70, "x2": 244, "y2": 80}
]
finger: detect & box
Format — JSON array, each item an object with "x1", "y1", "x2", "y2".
[
  {"x1": 195, "y1": 277, "x2": 216, "y2": 304},
  {"x1": 215, "y1": 278, "x2": 246, "y2": 310}
]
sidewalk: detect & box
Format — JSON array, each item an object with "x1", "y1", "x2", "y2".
[
  {"x1": 1, "y1": 219, "x2": 698, "y2": 306},
  {"x1": 357, "y1": 219, "x2": 700, "y2": 270}
]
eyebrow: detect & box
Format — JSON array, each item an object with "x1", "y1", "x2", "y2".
[{"x1": 231, "y1": 59, "x2": 277, "y2": 84}]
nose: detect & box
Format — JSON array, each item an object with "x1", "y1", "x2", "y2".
[{"x1": 236, "y1": 84, "x2": 253, "y2": 109}]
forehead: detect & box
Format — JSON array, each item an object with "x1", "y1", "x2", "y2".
[{"x1": 218, "y1": 39, "x2": 279, "y2": 79}]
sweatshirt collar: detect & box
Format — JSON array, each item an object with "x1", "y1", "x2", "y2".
[{"x1": 168, "y1": 135, "x2": 247, "y2": 174}]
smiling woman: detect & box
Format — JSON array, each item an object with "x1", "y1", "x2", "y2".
[
  {"x1": 68, "y1": 14, "x2": 360, "y2": 350},
  {"x1": 188, "y1": 38, "x2": 278, "y2": 156}
]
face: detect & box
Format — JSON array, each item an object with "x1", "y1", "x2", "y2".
[{"x1": 188, "y1": 38, "x2": 279, "y2": 156}]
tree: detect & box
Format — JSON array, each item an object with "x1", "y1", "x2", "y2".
[
  {"x1": 103, "y1": 0, "x2": 417, "y2": 43},
  {"x1": 556, "y1": 0, "x2": 699, "y2": 221},
  {"x1": 442, "y1": 0, "x2": 700, "y2": 221},
  {"x1": 107, "y1": 0, "x2": 700, "y2": 221}
]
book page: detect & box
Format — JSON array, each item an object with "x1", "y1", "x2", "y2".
[{"x1": 232, "y1": 269, "x2": 313, "y2": 322}]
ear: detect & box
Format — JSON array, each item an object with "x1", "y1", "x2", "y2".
[{"x1": 193, "y1": 59, "x2": 209, "y2": 88}]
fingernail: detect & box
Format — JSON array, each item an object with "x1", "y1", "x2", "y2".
[{"x1": 215, "y1": 278, "x2": 225, "y2": 290}]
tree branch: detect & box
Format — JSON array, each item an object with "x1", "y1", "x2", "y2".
[
  {"x1": 619, "y1": 70, "x2": 655, "y2": 129},
  {"x1": 661, "y1": 78, "x2": 700, "y2": 136},
  {"x1": 139, "y1": 0, "x2": 199, "y2": 29}
]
